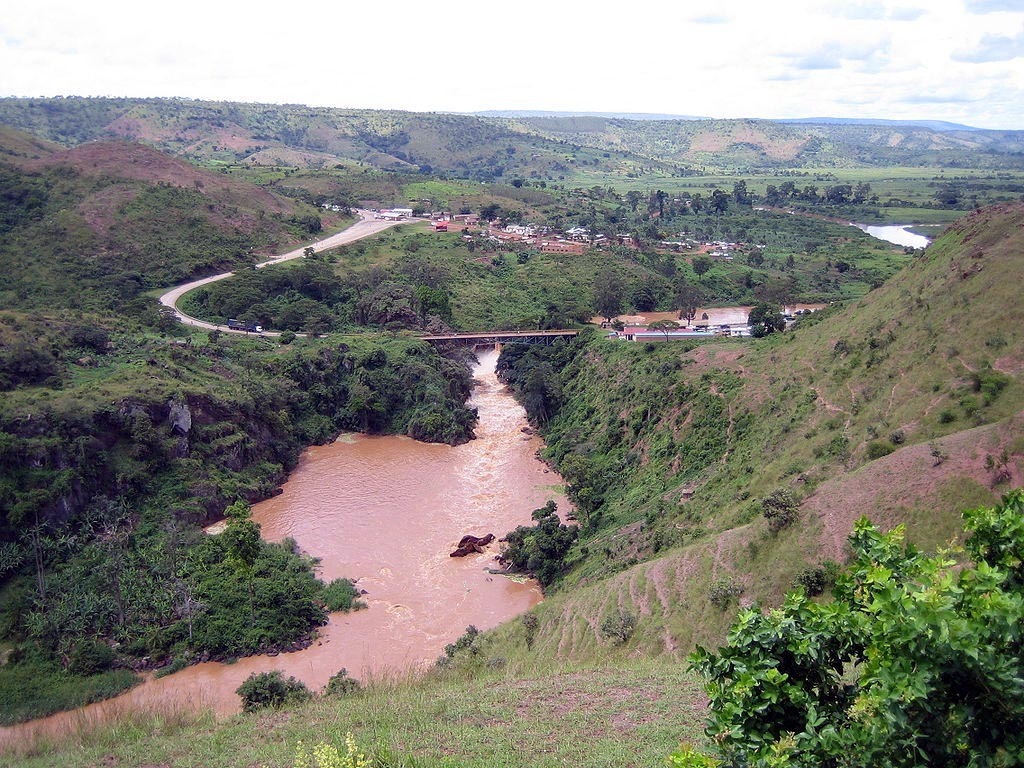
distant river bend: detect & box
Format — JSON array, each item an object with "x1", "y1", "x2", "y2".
[
  {"x1": 0, "y1": 347, "x2": 569, "y2": 748},
  {"x1": 853, "y1": 222, "x2": 931, "y2": 249}
]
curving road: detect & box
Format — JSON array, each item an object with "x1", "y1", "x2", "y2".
[{"x1": 158, "y1": 209, "x2": 413, "y2": 336}]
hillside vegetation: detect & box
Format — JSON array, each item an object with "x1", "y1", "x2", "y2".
[
  {"x1": 1, "y1": 104, "x2": 1023, "y2": 764},
  {"x1": 2, "y1": 97, "x2": 1022, "y2": 183},
  {"x1": 489, "y1": 202, "x2": 1023, "y2": 661},
  {"x1": 512, "y1": 115, "x2": 1024, "y2": 170},
  {"x1": 0, "y1": 129, "x2": 335, "y2": 314}
]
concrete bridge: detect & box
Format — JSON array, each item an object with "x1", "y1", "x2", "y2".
[{"x1": 419, "y1": 329, "x2": 580, "y2": 346}]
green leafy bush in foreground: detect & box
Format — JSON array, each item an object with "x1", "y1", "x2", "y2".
[{"x1": 685, "y1": 489, "x2": 1024, "y2": 767}]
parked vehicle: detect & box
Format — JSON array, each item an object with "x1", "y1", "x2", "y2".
[{"x1": 227, "y1": 319, "x2": 263, "y2": 333}]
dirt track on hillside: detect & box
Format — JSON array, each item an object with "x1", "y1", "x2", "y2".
[{"x1": 158, "y1": 210, "x2": 411, "y2": 335}]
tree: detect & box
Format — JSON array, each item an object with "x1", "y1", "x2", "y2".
[
  {"x1": 222, "y1": 500, "x2": 260, "y2": 569},
  {"x1": 674, "y1": 279, "x2": 703, "y2": 326},
  {"x1": 732, "y1": 180, "x2": 750, "y2": 205},
  {"x1": 593, "y1": 268, "x2": 624, "y2": 323},
  {"x1": 748, "y1": 302, "x2": 785, "y2": 337},
  {"x1": 632, "y1": 280, "x2": 659, "y2": 312},
  {"x1": 686, "y1": 492, "x2": 1024, "y2": 768},
  {"x1": 648, "y1": 319, "x2": 679, "y2": 339},
  {"x1": 710, "y1": 189, "x2": 729, "y2": 214},
  {"x1": 692, "y1": 256, "x2": 712, "y2": 281},
  {"x1": 501, "y1": 501, "x2": 579, "y2": 587}
]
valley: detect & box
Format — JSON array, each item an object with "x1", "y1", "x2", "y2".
[{"x1": 0, "y1": 101, "x2": 1022, "y2": 767}]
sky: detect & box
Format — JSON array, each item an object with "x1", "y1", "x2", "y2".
[{"x1": 2, "y1": 0, "x2": 1023, "y2": 129}]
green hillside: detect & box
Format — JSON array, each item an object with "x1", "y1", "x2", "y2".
[
  {"x1": 1, "y1": 113, "x2": 1022, "y2": 764},
  {"x1": 491, "y1": 201, "x2": 1024, "y2": 657},
  {"x1": 0, "y1": 130, "x2": 337, "y2": 314},
  {"x1": 0, "y1": 97, "x2": 678, "y2": 181},
  {"x1": 2, "y1": 97, "x2": 1022, "y2": 184},
  {"x1": 512, "y1": 115, "x2": 1024, "y2": 170}
]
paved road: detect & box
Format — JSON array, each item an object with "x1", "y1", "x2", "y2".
[{"x1": 158, "y1": 209, "x2": 412, "y2": 336}]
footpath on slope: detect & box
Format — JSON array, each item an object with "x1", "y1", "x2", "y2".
[{"x1": 157, "y1": 209, "x2": 412, "y2": 336}]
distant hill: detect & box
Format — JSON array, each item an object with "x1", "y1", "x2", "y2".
[
  {"x1": 0, "y1": 126, "x2": 330, "y2": 312},
  {"x1": 476, "y1": 111, "x2": 981, "y2": 132},
  {"x1": 1, "y1": 98, "x2": 1021, "y2": 178},
  {"x1": 0, "y1": 97, "x2": 685, "y2": 180},
  {"x1": 473, "y1": 110, "x2": 710, "y2": 121},
  {"x1": 512, "y1": 115, "x2": 1024, "y2": 169},
  {"x1": 778, "y1": 116, "x2": 982, "y2": 132}
]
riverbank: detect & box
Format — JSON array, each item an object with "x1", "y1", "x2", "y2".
[
  {"x1": 0, "y1": 347, "x2": 569, "y2": 753},
  {"x1": 0, "y1": 659, "x2": 706, "y2": 768}
]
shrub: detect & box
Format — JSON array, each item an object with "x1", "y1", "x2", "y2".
[
  {"x1": 501, "y1": 501, "x2": 579, "y2": 586},
  {"x1": 521, "y1": 613, "x2": 539, "y2": 649},
  {"x1": 154, "y1": 656, "x2": 188, "y2": 679},
  {"x1": 279, "y1": 330, "x2": 297, "y2": 345},
  {"x1": 690, "y1": 492, "x2": 1024, "y2": 767},
  {"x1": 600, "y1": 609, "x2": 637, "y2": 645},
  {"x1": 785, "y1": 561, "x2": 842, "y2": 600},
  {"x1": 67, "y1": 640, "x2": 116, "y2": 677},
  {"x1": 324, "y1": 668, "x2": 360, "y2": 696},
  {"x1": 293, "y1": 733, "x2": 369, "y2": 768},
  {"x1": 442, "y1": 625, "x2": 480, "y2": 662},
  {"x1": 321, "y1": 578, "x2": 365, "y2": 613},
  {"x1": 667, "y1": 744, "x2": 720, "y2": 768},
  {"x1": 708, "y1": 578, "x2": 744, "y2": 610},
  {"x1": 865, "y1": 439, "x2": 895, "y2": 460},
  {"x1": 970, "y1": 366, "x2": 1009, "y2": 405},
  {"x1": 761, "y1": 488, "x2": 799, "y2": 531},
  {"x1": 236, "y1": 670, "x2": 311, "y2": 712},
  {"x1": 938, "y1": 409, "x2": 956, "y2": 424}
]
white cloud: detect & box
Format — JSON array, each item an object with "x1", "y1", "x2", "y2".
[
  {"x1": 0, "y1": 0, "x2": 1022, "y2": 129},
  {"x1": 964, "y1": 0, "x2": 1024, "y2": 12},
  {"x1": 691, "y1": 13, "x2": 730, "y2": 23},
  {"x1": 952, "y1": 26, "x2": 1024, "y2": 60}
]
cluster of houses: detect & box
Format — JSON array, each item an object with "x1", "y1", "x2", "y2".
[
  {"x1": 375, "y1": 208, "x2": 415, "y2": 221},
  {"x1": 346, "y1": 204, "x2": 761, "y2": 261},
  {"x1": 613, "y1": 324, "x2": 749, "y2": 342},
  {"x1": 657, "y1": 238, "x2": 763, "y2": 259},
  {"x1": 610, "y1": 307, "x2": 819, "y2": 343}
]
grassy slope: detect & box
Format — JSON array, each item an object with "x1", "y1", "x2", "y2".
[
  {"x1": 4, "y1": 98, "x2": 1022, "y2": 183},
  {"x1": 1, "y1": 660, "x2": 705, "y2": 767},
  {"x1": 496, "y1": 202, "x2": 1024, "y2": 661},
  {"x1": 9, "y1": 205, "x2": 1022, "y2": 767},
  {"x1": 0, "y1": 129, "x2": 342, "y2": 312}
]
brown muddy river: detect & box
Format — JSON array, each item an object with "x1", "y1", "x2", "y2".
[{"x1": 1, "y1": 347, "x2": 568, "y2": 747}]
